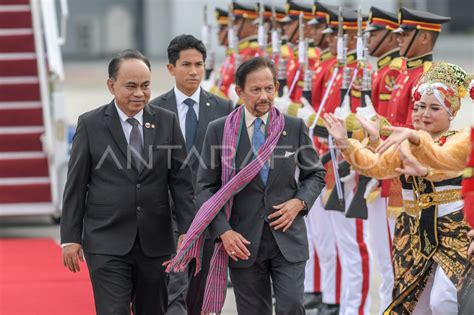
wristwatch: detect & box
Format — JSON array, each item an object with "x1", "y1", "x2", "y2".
[{"x1": 300, "y1": 199, "x2": 308, "y2": 211}]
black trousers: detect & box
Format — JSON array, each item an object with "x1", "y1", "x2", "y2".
[
  {"x1": 186, "y1": 237, "x2": 215, "y2": 315},
  {"x1": 85, "y1": 236, "x2": 170, "y2": 315},
  {"x1": 229, "y1": 223, "x2": 306, "y2": 315}
]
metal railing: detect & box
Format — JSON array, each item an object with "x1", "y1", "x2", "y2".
[{"x1": 30, "y1": 0, "x2": 69, "y2": 218}]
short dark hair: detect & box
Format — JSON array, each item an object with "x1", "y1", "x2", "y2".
[
  {"x1": 108, "y1": 49, "x2": 151, "y2": 80},
  {"x1": 167, "y1": 34, "x2": 207, "y2": 65},
  {"x1": 235, "y1": 57, "x2": 277, "y2": 89}
]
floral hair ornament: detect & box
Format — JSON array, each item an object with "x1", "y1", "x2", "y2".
[{"x1": 412, "y1": 62, "x2": 473, "y2": 117}]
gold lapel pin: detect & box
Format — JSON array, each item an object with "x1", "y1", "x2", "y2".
[
  {"x1": 206, "y1": 102, "x2": 211, "y2": 107},
  {"x1": 282, "y1": 130, "x2": 287, "y2": 136},
  {"x1": 145, "y1": 122, "x2": 151, "y2": 128}
]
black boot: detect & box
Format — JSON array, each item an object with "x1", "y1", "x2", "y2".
[
  {"x1": 318, "y1": 303, "x2": 340, "y2": 315},
  {"x1": 304, "y1": 292, "x2": 323, "y2": 310}
]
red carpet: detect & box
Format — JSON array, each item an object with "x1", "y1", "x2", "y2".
[{"x1": 0, "y1": 238, "x2": 95, "y2": 314}]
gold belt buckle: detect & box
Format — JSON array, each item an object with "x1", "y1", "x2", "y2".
[{"x1": 418, "y1": 194, "x2": 432, "y2": 209}]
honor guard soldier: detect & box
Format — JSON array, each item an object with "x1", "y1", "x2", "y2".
[
  {"x1": 309, "y1": 2, "x2": 338, "y2": 114},
  {"x1": 213, "y1": 7, "x2": 235, "y2": 99},
  {"x1": 232, "y1": 1, "x2": 260, "y2": 63},
  {"x1": 281, "y1": 1, "x2": 319, "y2": 103},
  {"x1": 304, "y1": 3, "x2": 343, "y2": 314},
  {"x1": 387, "y1": 7, "x2": 451, "y2": 127},
  {"x1": 360, "y1": 7, "x2": 404, "y2": 313},
  {"x1": 319, "y1": 7, "x2": 373, "y2": 315}
]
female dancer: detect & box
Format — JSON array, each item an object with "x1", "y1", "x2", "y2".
[{"x1": 324, "y1": 62, "x2": 473, "y2": 314}]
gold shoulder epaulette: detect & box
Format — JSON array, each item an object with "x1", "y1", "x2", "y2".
[
  {"x1": 423, "y1": 61, "x2": 433, "y2": 73},
  {"x1": 249, "y1": 41, "x2": 259, "y2": 49},
  {"x1": 281, "y1": 45, "x2": 290, "y2": 59},
  {"x1": 308, "y1": 47, "x2": 317, "y2": 59},
  {"x1": 389, "y1": 57, "x2": 403, "y2": 71}
]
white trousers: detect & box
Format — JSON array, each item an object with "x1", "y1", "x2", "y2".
[
  {"x1": 328, "y1": 190, "x2": 372, "y2": 315},
  {"x1": 367, "y1": 196, "x2": 395, "y2": 313},
  {"x1": 309, "y1": 191, "x2": 341, "y2": 304},
  {"x1": 304, "y1": 214, "x2": 321, "y2": 293},
  {"x1": 412, "y1": 263, "x2": 458, "y2": 315}
]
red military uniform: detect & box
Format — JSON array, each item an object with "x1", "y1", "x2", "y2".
[
  {"x1": 311, "y1": 49, "x2": 336, "y2": 112},
  {"x1": 385, "y1": 52, "x2": 433, "y2": 127},
  {"x1": 286, "y1": 43, "x2": 320, "y2": 103},
  {"x1": 372, "y1": 49, "x2": 404, "y2": 116},
  {"x1": 217, "y1": 38, "x2": 259, "y2": 98},
  {"x1": 463, "y1": 127, "x2": 474, "y2": 227},
  {"x1": 217, "y1": 49, "x2": 236, "y2": 98},
  {"x1": 321, "y1": 51, "x2": 363, "y2": 115},
  {"x1": 238, "y1": 36, "x2": 260, "y2": 63}
]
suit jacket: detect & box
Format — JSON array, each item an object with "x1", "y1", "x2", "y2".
[
  {"x1": 149, "y1": 88, "x2": 234, "y2": 180},
  {"x1": 196, "y1": 114, "x2": 326, "y2": 268},
  {"x1": 60, "y1": 101, "x2": 195, "y2": 257}
]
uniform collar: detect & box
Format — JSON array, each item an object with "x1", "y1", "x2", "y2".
[
  {"x1": 406, "y1": 52, "x2": 433, "y2": 69},
  {"x1": 377, "y1": 48, "x2": 400, "y2": 70},
  {"x1": 320, "y1": 48, "x2": 333, "y2": 62}
]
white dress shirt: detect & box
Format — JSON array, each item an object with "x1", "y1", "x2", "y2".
[
  {"x1": 114, "y1": 101, "x2": 144, "y2": 144},
  {"x1": 174, "y1": 86, "x2": 201, "y2": 138},
  {"x1": 244, "y1": 106, "x2": 269, "y2": 141}
]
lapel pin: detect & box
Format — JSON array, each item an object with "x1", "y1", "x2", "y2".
[
  {"x1": 206, "y1": 102, "x2": 211, "y2": 107},
  {"x1": 145, "y1": 122, "x2": 151, "y2": 128},
  {"x1": 151, "y1": 124, "x2": 155, "y2": 129},
  {"x1": 282, "y1": 130, "x2": 287, "y2": 136}
]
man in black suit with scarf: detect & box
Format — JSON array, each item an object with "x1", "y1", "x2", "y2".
[
  {"x1": 149, "y1": 34, "x2": 233, "y2": 315},
  {"x1": 60, "y1": 49, "x2": 195, "y2": 315}
]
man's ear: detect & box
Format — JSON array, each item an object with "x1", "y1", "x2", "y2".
[
  {"x1": 166, "y1": 63, "x2": 175, "y2": 76},
  {"x1": 420, "y1": 31, "x2": 431, "y2": 46},
  {"x1": 235, "y1": 85, "x2": 243, "y2": 98},
  {"x1": 274, "y1": 81, "x2": 280, "y2": 95},
  {"x1": 106, "y1": 78, "x2": 114, "y2": 95}
]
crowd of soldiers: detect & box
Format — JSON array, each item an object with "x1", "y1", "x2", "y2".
[{"x1": 198, "y1": 1, "x2": 474, "y2": 314}]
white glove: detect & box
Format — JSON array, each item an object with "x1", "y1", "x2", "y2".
[
  {"x1": 333, "y1": 94, "x2": 351, "y2": 119},
  {"x1": 228, "y1": 83, "x2": 240, "y2": 106},
  {"x1": 341, "y1": 169, "x2": 356, "y2": 183},
  {"x1": 356, "y1": 95, "x2": 377, "y2": 119},
  {"x1": 297, "y1": 96, "x2": 316, "y2": 127},
  {"x1": 363, "y1": 178, "x2": 379, "y2": 200},
  {"x1": 273, "y1": 86, "x2": 291, "y2": 113},
  {"x1": 341, "y1": 169, "x2": 357, "y2": 198}
]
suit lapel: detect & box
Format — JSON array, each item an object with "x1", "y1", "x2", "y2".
[
  {"x1": 266, "y1": 125, "x2": 288, "y2": 189},
  {"x1": 195, "y1": 90, "x2": 216, "y2": 154},
  {"x1": 160, "y1": 89, "x2": 179, "y2": 116},
  {"x1": 141, "y1": 105, "x2": 157, "y2": 174},
  {"x1": 104, "y1": 101, "x2": 129, "y2": 159}
]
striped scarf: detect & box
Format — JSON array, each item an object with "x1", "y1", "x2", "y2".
[{"x1": 164, "y1": 105, "x2": 285, "y2": 314}]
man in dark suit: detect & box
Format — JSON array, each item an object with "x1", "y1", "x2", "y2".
[
  {"x1": 196, "y1": 57, "x2": 326, "y2": 314},
  {"x1": 149, "y1": 34, "x2": 233, "y2": 315},
  {"x1": 60, "y1": 49, "x2": 195, "y2": 315}
]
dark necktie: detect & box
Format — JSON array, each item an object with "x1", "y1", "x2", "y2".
[
  {"x1": 252, "y1": 117, "x2": 269, "y2": 185},
  {"x1": 184, "y1": 98, "x2": 198, "y2": 152},
  {"x1": 126, "y1": 117, "x2": 143, "y2": 172}
]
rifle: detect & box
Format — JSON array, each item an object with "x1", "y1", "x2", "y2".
[
  {"x1": 346, "y1": 11, "x2": 374, "y2": 220},
  {"x1": 228, "y1": 4, "x2": 240, "y2": 70},
  {"x1": 257, "y1": 0, "x2": 267, "y2": 57},
  {"x1": 271, "y1": 6, "x2": 287, "y2": 96},
  {"x1": 288, "y1": 12, "x2": 305, "y2": 97},
  {"x1": 202, "y1": 5, "x2": 214, "y2": 80},
  {"x1": 324, "y1": 7, "x2": 348, "y2": 212}
]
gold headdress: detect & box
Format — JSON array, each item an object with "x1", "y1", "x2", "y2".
[{"x1": 412, "y1": 62, "x2": 473, "y2": 116}]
